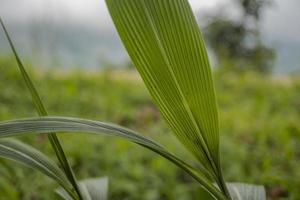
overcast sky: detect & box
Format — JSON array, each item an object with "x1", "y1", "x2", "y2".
[
  {"x1": 0, "y1": 0, "x2": 299, "y2": 72},
  {"x1": 1, "y1": 0, "x2": 223, "y2": 28},
  {"x1": 1, "y1": 0, "x2": 299, "y2": 42}
]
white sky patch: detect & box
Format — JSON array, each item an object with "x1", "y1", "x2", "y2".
[
  {"x1": 0, "y1": 0, "x2": 299, "y2": 43},
  {"x1": 189, "y1": 0, "x2": 222, "y2": 10},
  {"x1": 0, "y1": 0, "x2": 299, "y2": 71}
]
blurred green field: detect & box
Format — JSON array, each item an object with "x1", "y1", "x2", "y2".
[{"x1": 0, "y1": 56, "x2": 299, "y2": 200}]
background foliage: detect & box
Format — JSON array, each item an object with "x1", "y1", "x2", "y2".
[
  {"x1": 202, "y1": 0, "x2": 276, "y2": 74},
  {"x1": 0, "y1": 56, "x2": 299, "y2": 199}
]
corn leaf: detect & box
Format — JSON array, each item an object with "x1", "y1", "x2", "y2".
[
  {"x1": 56, "y1": 177, "x2": 108, "y2": 200},
  {"x1": 0, "y1": 117, "x2": 226, "y2": 200},
  {"x1": 0, "y1": 139, "x2": 76, "y2": 199},
  {"x1": 105, "y1": 0, "x2": 220, "y2": 178},
  {"x1": 0, "y1": 17, "x2": 82, "y2": 200}
]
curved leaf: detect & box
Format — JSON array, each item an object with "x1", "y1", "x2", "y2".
[
  {"x1": 0, "y1": 139, "x2": 76, "y2": 198},
  {"x1": 0, "y1": 117, "x2": 226, "y2": 200}
]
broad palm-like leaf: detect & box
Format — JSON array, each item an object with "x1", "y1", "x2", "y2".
[
  {"x1": 0, "y1": 117, "x2": 227, "y2": 200},
  {"x1": 105, "y1": 0, "x2": 228, "y2": 195},
  {"x1": 0, "y1": 139, "x2": 77, "y2": 199}
]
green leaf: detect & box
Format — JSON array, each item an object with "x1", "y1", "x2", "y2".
[
  {"x1": 105, "y1": 0, "x2": 220, "y2": 178},
  {"x1": 105, "y1": 0, "x2": 231, "y2": 196},
  {"x1": 227, "y1": 183, "x2": 266, "y2": 200},
  {"x1": 56, "y1": 177, "x2": 109, "y2": 200},
  {"x1": 0, "y1": 139, "x2": 76, "y2": 199},
  {"x1": 0, "y1": 17, "x2": 82, "y2": 200},
  {"x1": 0, "y1": 117, "x2": 226, "y2": 200}
]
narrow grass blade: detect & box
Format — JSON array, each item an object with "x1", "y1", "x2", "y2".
[
  {"x1": 0, "y1": 117, "x2": 227, "y2": 200},
  {"x1": 0, "y1": 139, "x2": 77, "y2": 199},
  {"x1": 0, "y1": 17, "x2": 82, "y2": 200}
]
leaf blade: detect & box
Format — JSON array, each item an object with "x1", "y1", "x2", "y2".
[
  {"x1": 105, "y1": 0, "x2": 220, "y2": 175},
  {"x1": 0, "y1": 117, "x2": 226, "y2": 200},
  {"x1": 0, "y1": 139, "x2": 76, "y2": 199},
  {"x1": 105, "y1": 0, "x2": 231, "y2": 197}
]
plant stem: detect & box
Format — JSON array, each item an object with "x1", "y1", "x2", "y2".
[
  {"x1": 203, "y1": 152, "x2": 231, "y2": 199},
  {"x1": 215, "y1": 161, "x2": 232, "y2": 199}
]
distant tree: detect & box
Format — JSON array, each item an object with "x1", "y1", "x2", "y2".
[
  {"x1": 239, "y1": 0, "x2": 272, "y2": 20},
  {"x1": 203, "y1": 0, "x2": 275, "y2": 73}
]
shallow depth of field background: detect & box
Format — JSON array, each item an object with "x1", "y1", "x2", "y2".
[{"x1": 0, "y1": 0, "x2": 299, "y2": 199}]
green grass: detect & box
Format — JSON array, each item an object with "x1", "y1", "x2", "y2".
[{"x1": 0, "y1": 57, "x2": 299, "y2": 199}]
